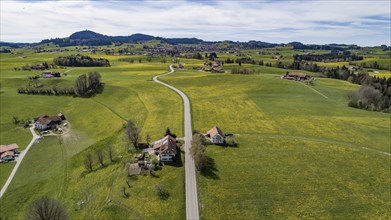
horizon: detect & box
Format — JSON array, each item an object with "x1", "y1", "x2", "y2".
[{"x1": 1, "y1": 0, "x2": 390, "y2": 46}]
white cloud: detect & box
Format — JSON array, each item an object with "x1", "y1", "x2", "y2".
[{"x1": 0, "y1": 0, "x2": 390, "y2": 46}]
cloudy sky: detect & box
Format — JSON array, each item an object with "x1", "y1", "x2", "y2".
[{"x1": 1, "y1": 0, "x2": 390, "y2": 46}]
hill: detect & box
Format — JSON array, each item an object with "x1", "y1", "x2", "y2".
[{"x1": 38, "y1": 30, "x2": 204, "y2": 47}]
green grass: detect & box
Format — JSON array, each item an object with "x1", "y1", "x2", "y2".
[
  {"x1": 0, "y1": 49, "x2": 185, "y2": 219},
  {"x1": 0, "y1": 162, "x2": 15, "y2": 188},
  {"x1": 1, "y1": 46, "x2": 390, "y2": 219},
  {"x1": 163, "y1": 67, "x2": 391, "y2": 218},
  {"x1": 199, "y1": 135, "x2": 390, "y2": 219}
]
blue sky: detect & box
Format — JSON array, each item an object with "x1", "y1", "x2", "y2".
[{"x1": 1, "y1": 0, "x2": 390, "y2": 46}]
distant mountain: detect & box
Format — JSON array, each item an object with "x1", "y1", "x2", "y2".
[
  {"x1": 38, "y1": 30, "x2": 204, "y2": 47},
  {"x1": 1, "y1": 30, "x2": 365, "y2": 49}
]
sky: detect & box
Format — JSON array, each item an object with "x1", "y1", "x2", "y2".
[{"x1": 0, "y1": 0, "x2": 390, "y2": 46}]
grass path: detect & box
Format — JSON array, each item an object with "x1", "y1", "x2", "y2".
[
  {"x1": 299, "y1": 82, "x2": 329, "y2": 99},
  {"x1": 236, "y1": 133, "x2": 391, "y2": 156}
]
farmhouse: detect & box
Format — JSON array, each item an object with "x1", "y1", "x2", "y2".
[
  {"x1": 42, "y1": 71, "x2": 61, "y2": 78},
  {"x1": 206, "y1": 126, "x2": 225, "y2": 144},
  {"x1": 282, "y1": 72, "x2": 309, "y2": 81},
  {"x1": 34, "y1": 114, "x2": 64, "y2": 130},
  {"x1": 0, "y1": 143, "x2": 19, "y2": 162},
  {"x1": 153, "y1": 135, "x2": 177, "y2": 162}
]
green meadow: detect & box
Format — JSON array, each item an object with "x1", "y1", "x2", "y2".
[
  {"x1": 162, "y1": 65, "x2": 391, "y2": 219},
  {"x1": 0, "y1": 45, "x2": 390, "y2": 219},
  {"x1": 0, "y1": 51, "x2": 184, "y2": 219}
]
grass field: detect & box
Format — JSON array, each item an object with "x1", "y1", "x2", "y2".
[
  {"x1": 0, "y1": 50, "x2": 185, "y2": 219},
  {"x1": 163, "y1": 65, "x2": 391, "y2": 218},
  {"x1": 1, "y1": 46, "x2": 390, "y2": 219}
]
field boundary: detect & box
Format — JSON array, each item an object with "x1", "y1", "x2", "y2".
[
  {"x1": 300, "y1": 82, "x2": 329, "y2": 99},
  {"x1": 235, "y1": 133, "x2": 390, "y2": 156},
  {"x1": 92, "y1": 99, "x2": 127, "y2": 121}
]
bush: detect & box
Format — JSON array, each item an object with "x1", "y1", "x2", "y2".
[{"x1": 155, "y1": 184, "x2": 169, "y2": 200}]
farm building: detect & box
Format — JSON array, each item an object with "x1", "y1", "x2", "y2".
[
  {"x1": 282, "y1": 72, "x2": 309, "y2": 81},
  {"x1": 42, "y1": 71, "x2": 61, "y2": 78},
  {"x1": 34, "y1": 114, "x2": 63, "y2": 130},
  {"x1": 0, "y1": 143, "x2": 19, "y2": 162},
  {"x1": 206, "y1": 126, "x2": 225, "y2": 144},
  {"x1": 153, "y1": 135, "x2": 177, "y2": 162}
]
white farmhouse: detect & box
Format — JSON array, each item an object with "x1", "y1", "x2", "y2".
[{"x1": 206, "y1": 126, "x2": 225, "y2": 144}]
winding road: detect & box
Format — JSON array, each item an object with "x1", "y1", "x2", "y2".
[
  {"x1": 153, "y1": 65, "x2": 200, "y2": 220},
  {"x1": 0, "y1": 126, "x2": 40, "y2": 199}
]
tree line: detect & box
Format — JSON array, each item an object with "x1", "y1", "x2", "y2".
[
  {"x1": 293, "y1": 51, "x2": 363, "y2": 62},
  {"x1": 53, "y1": 55, "x2": 110, "y2": 67},
  {"x1": 231, "y1": 67, "x2": 261, "y2": 75},
  {"x1": 18, "y1": 71, "x2": 103, "y2": 97}
]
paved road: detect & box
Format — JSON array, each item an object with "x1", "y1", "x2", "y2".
[
  {"x1": 153, "y1": 65, "x2": 200, "y2": 220},
  {"x1": 0, "y1": 126, "x2": 40, "y2": 199}
]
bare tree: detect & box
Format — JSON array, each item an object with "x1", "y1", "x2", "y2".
[
  {"x1": 125, "y1": 120, "x2": 140, "y2": 149},
  {"x1": 24, "y1": 196, "x2": 69, "y2": 220},
  {"x1": 107, "y1": 144, "x2": 115, "y2": 162},
  {"x1": 191, "y1": 134, "x2": 206, "y2": 171},
  {"x1": 96, "y1": 149, "x2": 104, "y2": 166},
  {"x1": 145, "y1": 133, "x2": 151, "y2": 146},
  {"x1": 84, "y1": 153, "x2": 93, "y2": 172}
]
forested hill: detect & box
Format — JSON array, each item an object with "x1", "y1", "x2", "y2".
[{"x1": 39, "y1": 30, "x2": 204, "y2": 46}]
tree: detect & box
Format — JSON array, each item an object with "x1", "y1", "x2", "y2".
[
  {"x1": 155, "y1": 184, "x2": 169, "y2": 200},
  {"x1": 190, "y1": 134, "x2": 206, "y2": 171},
  {"x1": 74, "y1": 74, "x2": 88, "y2": 96},
  {"x1": 84, "y1": 153, "x2": 93, "y2": 172},
  {"x1": 96, "y1": 149, "x2": 104, "y2": 166},
  {"x1": 107, "y1": 144, "x2": 115, "y2": 162},
  {"x1": 145, "y1": 133, "x2": 151, "y2": 146},
  {"x1": 125, "y1": 120, "x2": 140, "y2": 149},
  {"x1": 165, "y1": 128, "x2": 176, "y2": 138},
  {"x1": 24, "y1": 196, "x2": 69, "y2": 220}
]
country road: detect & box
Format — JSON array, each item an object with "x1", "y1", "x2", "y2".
[
  {"x1": 153, "y1": 65, "x2": 200, "y2": 220},
  {"x1": 0, "y1": 126, "x2": 40, "y2": 199}
]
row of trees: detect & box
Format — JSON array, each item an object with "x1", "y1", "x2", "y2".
[
  {"x1": 53, "y1": 55, "x2": 110, "y2": 67},
  {"x1": 84, "y1": 145, "x2": 116, "y2": 172},
  {"x1": 231, "y1": 67, "x2": 261, "y2": 75},
  {"x1": 293, "y1": 51, "x2": 363, "y2": 62},
  {"x1": 351, "y1": 61, "x2": 390, "y2": 70},
  {"x1": 17, "y1": 87, "x2": 76, "y2": 96},
  {"x1": 17, "y1": 72, "x2": 103, "y2": 97}
]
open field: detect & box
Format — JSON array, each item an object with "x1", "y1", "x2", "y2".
[
  {"x1": 0, "y1": 50, "x2": 185, "y2": 219},
  {"x1": 199, "y1": 135, "x2": 390, "y2": 219},
  {"x1": 1, "y1": 44, "x2": 390, "y2": 219},
  {"x1": 162, "y1": 66, "x2": 391, "y2": 218}
]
